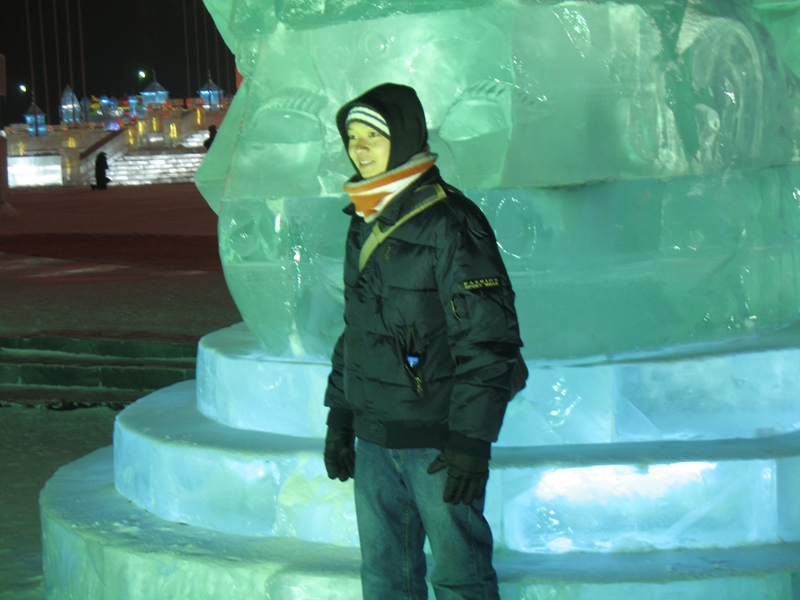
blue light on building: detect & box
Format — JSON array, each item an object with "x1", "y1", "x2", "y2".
[
  {"x1": 59, "y1": 86, "x2": 82, "y2": 124},
  {"x1": 141, "y1": 78, "x2": 169, "y2": 110},
  {"x1": 128, "y1": 95, "x2": 143, "y2": 119},
  {"x1": 198, "y1": 77, "x2": 224, "y2": 111},
  {"x1": 24, "y1": 102, "x2": 48, "y2": 136}
]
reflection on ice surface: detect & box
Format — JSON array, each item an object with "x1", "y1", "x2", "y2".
[
  {"x1": 498, "y1": 460, "x2": 775, "y2": 553},
  {"x1": 534, "y1": 463, "x2": 718, "y2": 503}
]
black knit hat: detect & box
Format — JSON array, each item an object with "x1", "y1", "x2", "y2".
[{"x1": 336, "y1": 83, "x2": 428, "y2": 174}]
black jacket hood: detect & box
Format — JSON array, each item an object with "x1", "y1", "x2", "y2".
[{"x1": 336, "y1": 83, "x2": 429, "y2": 176}]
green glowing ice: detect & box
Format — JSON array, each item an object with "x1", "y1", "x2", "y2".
[{"x1": 196, "y1": 0, "x2": 800, "y2": 361}]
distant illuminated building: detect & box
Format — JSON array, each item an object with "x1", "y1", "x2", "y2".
[
  {"x1": 24, "y1": 102, "x2": 48, "y2": 136},
  {"x1": 98, "y1": 95, "x2": 115, "y2": 114},
  {"x1": 128, "y1": 95, "x2": 143, "y2": 118},
  {"x1": 92, "y1": 96, "x2": 124, "y2": 130},
  {"x1": 80, "y1": 97, "x2": 91, "y2": 122},
  {"x1": 198, "y1": 77, "x2": 223, "y2": 111},
  {"x1": 141, "y1": 78, "x2": 169, "y2": 110},
  {"x1": 59, "y1": 86, "x2": 82, "y2": 124}
]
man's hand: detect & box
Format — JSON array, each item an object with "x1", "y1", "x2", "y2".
[
  {"x1": 324, "y1": 427, "x2": 356, "y2": 482},
  {"x1": 426, "y1": 449, "x2": 489, "y2": 505}
]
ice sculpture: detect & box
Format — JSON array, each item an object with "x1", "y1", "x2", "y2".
[
  {"x1": 196, "y1": 0, "x2": 800, "y2": 363},
  {"x1": 40, "y1": 3, "x2": 800, "y2": 598}
]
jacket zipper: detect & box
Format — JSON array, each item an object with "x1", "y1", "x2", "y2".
[
  {"x1": 406, "y1": 327, "x2": 423, "y2": 394},
  {"x1": 451, "y1": 300, "x2": 461, "y2": 322}
]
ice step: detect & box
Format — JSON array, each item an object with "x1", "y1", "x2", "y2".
[
  {"x1": 195, "y1": 325, "x2": 330, "y2": 437},
  {"x1": 181, "y1": 130, "x2": 210, "y2": 147},
  {"x1": 0, "y1": 336, "x2": 196, "y2": 408},
  {"x1": 0, "y1": 336, "x2": 197, "y2": 360},
  {"x1": 196, "y1": 324, "x2": 800, "y2": 444},
  {"x1": 0, "y1": 384, "x2": 153, "y2": 409},
  {"x1": 114, "y1": 381, "x2": 800, "y2": 554},
  {"x1": 41, "y1": 447, "x2": 362, "y2": 600},
  {"x1": 114, "y1": 381, "x2": 358, "y2": 545},
  {"x1": 41, "y1": 446, "x2": 800, "y2": 600},
  {"x1": 106, "y1": 151, "x2": 206, "y2": 186}
]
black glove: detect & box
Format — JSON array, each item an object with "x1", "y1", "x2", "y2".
[
  {"x1": 324, "y1": 427, "x2": 356, "y2": 482},
  {"x1": 426, "y1": 449, "x2": 489, "y2": 505}
]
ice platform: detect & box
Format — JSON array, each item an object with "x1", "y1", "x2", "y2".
[
  {"x1": 41, "y1": 324, "x2": 800, "y2": 598},
  {"x1": 42, "y1": 445, "x2": 800, "y2": 599},
  {"x1": 113, "y1": 378, "x2": 800, "y2": 555}
]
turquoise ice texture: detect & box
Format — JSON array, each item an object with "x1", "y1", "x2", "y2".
[{"x1": 195, "y1": 0, "x2": 800, "y2": 363}]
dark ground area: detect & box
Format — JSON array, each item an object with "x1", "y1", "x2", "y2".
[
  {"x1": 0, "y1": 233, "x2": 221, "y2": 271},
  {"x1": 0, "y1": 182, "x2": 244, "y2": 599},
  {"x1": 0, "y1": 183, "x2": 242, "y2": 343}
]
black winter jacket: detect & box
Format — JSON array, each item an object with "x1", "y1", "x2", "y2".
[{"x1": 324, "y1": 166, "x2": 523, "y2": 459}]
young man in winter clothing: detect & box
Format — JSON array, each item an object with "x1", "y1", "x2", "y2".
[{"x1": 323, "y1": 82, "x2": 524, "y2": 599}]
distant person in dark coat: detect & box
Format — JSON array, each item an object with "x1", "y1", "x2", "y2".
[
  {"x1": 203, "y1": 125, "x2": 217, "y2": 150},
  {"x1": 91, "y1": 152, "x2": 110, "y2": 191}
]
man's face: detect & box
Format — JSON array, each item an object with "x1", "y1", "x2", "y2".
[{"x1": 347, "y1": 121, "x2": 391, "y2": 179}]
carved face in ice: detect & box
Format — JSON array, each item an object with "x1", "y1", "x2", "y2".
[{"x1": 197, "y1": 0, "x2": 800, "y2": 361}]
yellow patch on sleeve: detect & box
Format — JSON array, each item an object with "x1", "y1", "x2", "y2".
[{"x1": 461, "y1": 277, "x2": 501, "y2": 291}]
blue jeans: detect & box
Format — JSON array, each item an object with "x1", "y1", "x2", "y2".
[{"x1": 354, "y1": 440, "x2": 499, "y2": 600}]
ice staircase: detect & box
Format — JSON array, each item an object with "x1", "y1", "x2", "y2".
[
  {"x1": 39, "y1": 323, "x2": 800, "y2": 599},
  {"x1": 106, "y1": 148, "x2": 207, "y2": 186},
  {"x1": 0, "y1": 336, "x2": 196, "y2": 409}
]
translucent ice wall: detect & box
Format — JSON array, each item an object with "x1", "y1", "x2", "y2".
[{"x1": 196, "y1": 0, "x2": 800, "y2": 361}]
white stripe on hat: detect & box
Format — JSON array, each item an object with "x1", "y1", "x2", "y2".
[{"x1": 346, "y1": 106, "x2": 390, "y2": 138}]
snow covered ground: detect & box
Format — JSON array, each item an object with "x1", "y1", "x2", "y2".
[
  {"x1": 0, "y1": 406, "x2": 117, "y2": 599},
  {"x1": 0, "y1": 183, "x2": 242, "y2": 599}
]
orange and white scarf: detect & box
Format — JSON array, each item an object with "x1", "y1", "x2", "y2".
[{"x1": 344, "y1": 152, "x2": 437, "y2": 222}]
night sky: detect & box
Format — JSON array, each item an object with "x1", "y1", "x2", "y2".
[{"x1": 0, "y1": 0, "x2": 236, "y2": 126}]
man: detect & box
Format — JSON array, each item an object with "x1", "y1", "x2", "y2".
[
  {"x1": 323, "y1": 82, "x2": 524, "y2": 599},
  {"x1": 91, "y1": 152, "x2": 110, "y2": 191},
  {"x1": 203, "y1": 124, "x2": 217, "y2": 150}
]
